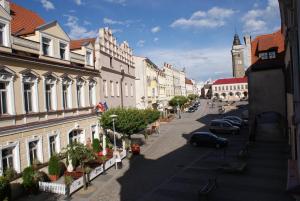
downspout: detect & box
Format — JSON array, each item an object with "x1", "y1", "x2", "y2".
[{"x1": 120, "y1": 69, "x2": 124, "y2": 108}]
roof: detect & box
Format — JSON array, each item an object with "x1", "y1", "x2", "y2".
[
  {"x1": 185, "y1": 78, "x2": 193, "y2": 85},
  {"x1": 213, "y1": 77, "x2": 248, "y2": 85},
  {"x1": 249, "y1": 29, "x2": 285, "y2": 72},
  {"x1": 233, "y1": 34, "x2": 241, "y2": 46},
  {"x1": 10, "y1": 2, "x2": 46, "y2": 36},
  {"x1": 70, "y1": 38, "x2": 96, "y2": 50}
]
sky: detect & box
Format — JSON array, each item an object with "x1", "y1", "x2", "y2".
[{"x1": 13, "y1": 0, "x2": 281, "y2": 82}]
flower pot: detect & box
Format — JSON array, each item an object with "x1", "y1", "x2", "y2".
[{"x1": 49, "y1": 174, "x2": 59, "y2": 181}]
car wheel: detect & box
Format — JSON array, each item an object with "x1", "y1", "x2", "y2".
[
  {"x1": 215, "y1": 144, "x2": 220, "y2": 149},
  {"x1": 191, "y1": 141, "x2": 198, "y2": 147}
]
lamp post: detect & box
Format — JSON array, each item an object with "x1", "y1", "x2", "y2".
[
  {"x1": 177, "y1": 99, "x2": 181, "y2": 119},
  {"x1": 110, "y1": 114, "x2": 118, "y2": 169}
]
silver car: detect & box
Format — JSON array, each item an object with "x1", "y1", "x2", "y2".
[{"x1": 209, "y1": 120, "x2": 240, "y2": 135}]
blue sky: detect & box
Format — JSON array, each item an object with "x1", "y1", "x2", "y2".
[{"x1": 13, "y1": 0, "x2": 281, "y2": 82}]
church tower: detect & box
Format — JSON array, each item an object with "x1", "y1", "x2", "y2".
[{"x1": 231, "y1": 34, "x2": 245, "y2": 78}]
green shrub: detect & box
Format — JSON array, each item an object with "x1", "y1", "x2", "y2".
[
  {"x1": 143, "y1": 109, "x2": 160, "y2": 124},
  {"x1": 48, "y1": 155, "x2": 60, "y2": 176},
  {"x1": 22, "y1": 166, "x2": 38, "y2": 193},
  {"x1": 169, "y1": 96, "x2": 188, "y2": 107},
  {"x1": 0, "y1": 176, "x2": 10, "y2": 201},
  {"x1": 4, "y1": 168, "x2": 17, "y2": 181},
  {"x1": 92, "y1": 138, "x2": 101, "y2": 153}
]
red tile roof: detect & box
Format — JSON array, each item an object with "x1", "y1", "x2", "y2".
[
  {"x1": 213, "y1": 77, "x2": 248, "y2": 85},
  {"x1": 10, "y1": 2, "x2": 46, "y2": 36},
  {"x1": 70, "y1": 38, "x2": 96, "y2": 50},
  {"x1": 251, "y1": 30, "x2": 284, "y2": 64},
  {"x1": 185, "y1": 78, "x2": 193, "y2": 85}
]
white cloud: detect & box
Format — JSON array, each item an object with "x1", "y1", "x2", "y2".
[
  {"x1": 103, "y1": 18, "x2": 124, "y2": 25},
  {"x1": 104, "y1": 0, "x2": 126, "y2": 6},
  {"x1": 138, "y1": 47, "x2": 232, "y2": 81},
  {"x1": 171, "y1": 7, "x2": 236, "y2": 29},
  {"x1": 153, "y1": 37, "x2": 159, "y2": 42},
  {"x1": 40, "y1": 0, "x2": 55, "y2": 10},
  {"x1": 64, "y1": 15, "x2": 97, "y2": 39},
  {"x1": 151, "y1": 26, "x2": 161, "y2": 33},
  {"x1": 83, "y1": 20, "x2": 91, "y2": 25},
  {"x1": 242, "y1": 0, "x2": 280, "y2": 34},
  {"x1": 74, "y1": 0, "x2": 82, "y2": 5},
  {"x1": 112, "y1": 29, "x2": 123, "y2": 34},
  {"x1": 137, "y1": 40, "x2": 145, "y2": 47}
]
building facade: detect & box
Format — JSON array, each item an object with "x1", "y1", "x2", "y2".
[
  {"x1": 212, "y1": 77, "x2": 248, "y2": 101},
  {"x1": 157, "y1": 70, "x2": 168, "y2": 110},
  {"x1": 134, "y1": 56, "x2": 159, "y2": 109},
  {"x1": 0, "y1": 1, "x2": 100, "y2": 175},
  {"x1": 185, "y1": 78, "x2": 194, "y2": 96},
  {"x1": 95, "y1": 28, "x2": 136, "y2": 109}
]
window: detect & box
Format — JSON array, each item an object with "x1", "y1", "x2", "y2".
[
  {"x1": 2, "y1": 148, "x2": 13, "y2": 173},
  {"x1": 230, "y1": 86, "x2": 232, "y2": 90},
  {"x1": 116, "y1": 82, "x2": 120, "y2": 97},
  {"x1": 24, "y1": 83, "x2": 32, "y2": 113},
  {"x1": 62, "y1": 84, "x2": 68, "y2": 109},
  {"x1": 237, "y1": 60, "x2": 242, "y2": 65},
  {"x1": 226, "y1": 86, "x2": 228, "y2": 91},
  {"x1": 49, "y1": 136, "x2": 57, "y2": 156},
  {"x1": 245, "y1": 84, "x2": 248, "y2": 89},
  {"x1": 69, "y1": 130, "x2": 82, "y2": 144},
  {"x1": 130, "y1": 84, "x2": 133, "y2": 97},
  {"x1": 0, "y1": 82, "x2": 7, "y2": 115},
  {"x1": 110, "y1": 81, "x2": 114, "y2": 97},
  {"x1": 103, "y1": 80, "x2": 108, "y2": 97},
  {"x1": 77, "y1": 84, "x2": 82, "y2": 107},
  {"x1": 241, "y1": 85, "x2": 244, "y2": 90},
  {"x1": 215, "y1": 87, "x2": 217, "y2": 91},
  {"x1": 86, "y1": 51, "x2": 92, "y2": 66},
  {"x1": 110, "y1": 57, "x2": 113, "y2": 67},
  {"x1": 259, "y1": 52, "x2": 268, "y2": 60},
  {"x1": 218, "y1": 86, "x2": 221, "y2": 91},
  {"x1": 269, "y1": 51, "x2": 276, "y2": 59},
  {"x1": 125, "y1": 83, "x2": 128, "y2": 97},
  {"x1": 237, "y1": 85, "x2": 240, "y2": 90},
  {"x1": 152, "y1": 88, "x2": 155, "y2": 97},
  {"x1": 45, "y1": 84, "x2": 53, "y2": 111},
  {"x1": 91, "y1": 125, "x2": 96, "y2": 140},
  {"x1": 42, "y1": 37, "x2": 51, "y2": 56},
  {"x1": 233, "y1": 85, "x2": 236, "y2": 90},
  {"x1": 222, "y1": 86, "x2": 224, "y2": 91},
  {"x1": 59, "y1": 43, "x2": 67, "y2": 60},
  {"x1": 29, "y1": 141, "x2": 38, "y2": 165},
  {"x1": 0, "y1": 23, "x2": 4, "y2": 46}
]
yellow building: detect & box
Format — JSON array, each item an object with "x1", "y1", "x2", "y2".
[{"x1": 0, "y1": 1, "x2": 100, "y2": 175}]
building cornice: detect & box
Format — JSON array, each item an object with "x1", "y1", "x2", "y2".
[{"x1": 101, "y1": 66, "x2": 136, "y2": 79}]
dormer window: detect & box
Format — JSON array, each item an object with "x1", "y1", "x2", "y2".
[
  {"x1": 86, "y1": 51, "x2": 92, "y2": 66},
  {"x1": 259, "y1": 51, "x2": 276, "y2": 60},
  {"x1": 0, "y1": 23, "x2": 4, "y2": 46},
  {"x1": 59, "y1": 43, "x2": 67, "y2": 60},
  {"x1": 42, "y1": 37, "x2": 51, "y2": 56}
]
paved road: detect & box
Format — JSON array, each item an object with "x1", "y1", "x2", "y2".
[{"x1": 69, "y1": 99, "x2": 216, "y2": 201}]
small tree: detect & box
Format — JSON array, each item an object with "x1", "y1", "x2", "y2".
[
  {"x1": 188, "y1": 94, "x2": 199, "y2": 101},
  {"x1": 22, "y1": 166, "x2": 38, "y2": 194},
  {"x1": 48, "y1": 155, "x2": 61, "y2": 179},
  {"x1": 100, "y1": 108, "x2": 147, "y2": 139},
  {"x1": 0, "y1": 176, "x2": 10, "y2": 201},
  {"x1": 169, "y1": 96, "x2": 188, "y2": 108},
  {"x1": 63, "y1": 142, "x2": 96, "y2": 190},
  {"x1": 92, "y1": 138, "x2": 101, "y2": 153},
  {"x1": 143, "y1": 109, "x2": 160, "y2": 125}
]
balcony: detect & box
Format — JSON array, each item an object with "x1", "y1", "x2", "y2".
[
  {"x1": 12, "y1": 36, "x2": 40, "y2": 55},
  {"x1": 70, "y1": 52, "x2": 85, "y2": 64}
]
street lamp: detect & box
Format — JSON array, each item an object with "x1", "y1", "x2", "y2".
[
  {"x1": 177, "y1": 99, "x2": 181, "y2": 119},
  {"x1": 110, "y1": 114, "x2": 118, "y2": 169}
]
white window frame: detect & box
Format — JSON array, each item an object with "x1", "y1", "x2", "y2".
[
  {"x1": 86, "y1": 50, "x2": 93, "y2": 66},
  {"x1": 116, "y1": 82, "x2": 120, "y2": 97},
  {"x1": 110, "y1": 81, "x2": 114, "y2": 97},
  {"x1": 59, "y1": 41, "x2": 69, "y2": 60},
  {"x1": 90, "y1": 125, "x2": 98, "y2": 140},
  {"x1": 21, "y1": 73, "x2": 39, "y2": 114},
  {"x1": 68, "y1": 129, "x2": 84, "y2": 144},
  {"x1": 43, "y1": 75, "x2": 57, "y2": 112},
  {"x1": 41, "y1": 35, "x2": 53, "y2": 57},
  {"x1": 76, "y1": 79, "x2": 85, "y2": 108},
  {"x1": 0, "y1": 142, "x2": 20, "y2": 176},
  {"x1": 26, "y1": 136, "x2": 43, "y2": 166},
  {"x1": 89, "y1": 80, "x2": 96, "y2": 106},
  {"x1": 103, "y1": 80, "x2": 108, "y2": 97},
  {"x1": 47, "y1": 131, "x2": 61, "y2": 159},
  {"x1": 0, "y1": 69, "x2": 14, "y2": 115},
  {"x1": 61, "y1": 77, "x2": 72, "y2": 110},
  {"x1": 0, "y1": 19, "x2": 9, "y2": 47}
]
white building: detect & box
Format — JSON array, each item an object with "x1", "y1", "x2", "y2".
[{"x1": 212, "y1": 77, "x2": 248, "y2": 101}]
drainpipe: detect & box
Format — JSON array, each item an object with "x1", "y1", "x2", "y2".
[{"x1": 120, "y1": 69, "x2": 125, "y2": 108}]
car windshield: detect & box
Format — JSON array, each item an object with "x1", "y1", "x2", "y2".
[{"x1": 194, "y1": 132, "x2": 218, "y2": 138}]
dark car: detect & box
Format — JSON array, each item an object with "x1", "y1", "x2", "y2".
[
  {"x1": 222, "y1": 118, "x2": 242, "y2": 127},
  {"x1": 190, "y1": 132, "x2": 228, "y2": 148},
  {"x1": 188, "y1": 107, "x2": 196, "y2": 113},
  {"x1": 209, "y1": 120, "x2": 240, "y2": 135},
  {"x1": 224, "y1": 116, "x2": 245, "y2": 126}
]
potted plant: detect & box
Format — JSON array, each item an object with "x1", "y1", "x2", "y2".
[
  {"x1": 22, "y1": 166, "x2": 38, "y2": 194},
  {"x1": 48, "y1": 155, "x2": 61, "y2": 181},
  {"x1": 92, "y1": 138, "x2": 101, "y2": 154},
  {"x1": 0, "y1": 176, "x2": 11, "y2": 201},
  {"x1": 64, "y1": 175, "x2": 73, "y2": 200}
]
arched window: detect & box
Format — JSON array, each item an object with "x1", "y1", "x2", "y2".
[
  {"x1": 0, "y1": 67, "x2": 15, "y2": 115},
  {"x1": 44, "y1": 73, "x2": 57, "y2": 112},
  {"x1": 76, "y1": 78, "x2": 85, "y2": 108},
  {"x1": 69, "y1": 129, "x2": 83, "y2": 144},
  {"x1": 89, "y1": 79, "x2": 96, "y2": 106},
  {"x1": 61, "y1": 75, "x2": 73, "y2": 109},
  {"x1": 21, "y1": 70, "x2": 39, "y2": 114}
]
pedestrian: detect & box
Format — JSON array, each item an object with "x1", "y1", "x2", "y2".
[{"x1": 154, "y1": 120, "x2": 160, "y2": 135}]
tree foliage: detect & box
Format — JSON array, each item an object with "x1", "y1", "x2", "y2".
[
  {"x1": 0, "y1": 176, "x2": 10, "y2": 201},
  {"x1": 187, "y1": 94, "x2": 199, "y2": 101},
  {"x1": 92, "y1": 138, "x2": 101, "y2": 153},
  {"x1": 100, "y1": 108, "x2": 147, "y2": 138},
  {"x1": 169, "y1": 96, "x2": 188, "y2": 107},
  {"x1": 48, "y1": 155, "x2": 60, "y2": 176},
  {"x1": 143, "y1": 109, "x2": 160, "y2": 124}
]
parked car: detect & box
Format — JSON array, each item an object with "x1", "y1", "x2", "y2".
[
  {"x1": 209, "y1": 120, "x2": 240, "y2": 135},
  {"x1": 222, "y1": 118, "x2": 242, "y2": 127},
  {"x1": 189, "y1": 132, "x2": 228, "y2": 148},
  {"x1": 188, "y1": 107, "x2": 196, "y2": 113},
  {"x1": 224, "y1": 116, "x2": 245, "y2": 126}
]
